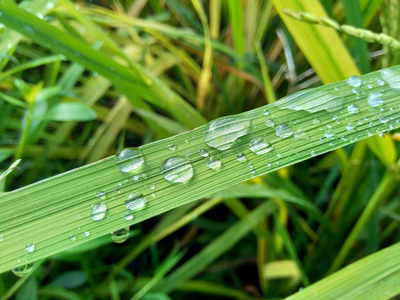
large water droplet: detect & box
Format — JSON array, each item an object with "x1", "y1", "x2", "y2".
[
  {"x1": 249, "y1": 137, "x2": 274, "y2": 155},
  {"x1": 115, "y1": 148, "x2": 144, "y2": 173},
  {"x1": 206, "y1": 156, "x2": 222, "y2": 170},
  {"x1": 26, "y1": 244, "x2": 35, "y2": 253},
  {"x1": 125, "y1": 193, "x2": 147, "y2": 211},
  {"x1": 204, "y1": 116, "x2": 251, "y2": 151},
  {"x1": 111, "y1": 227, "x2": 130, "y2": 244},
  {"x1": 368, "y1": 92, "x2": 384, "y2": 107},
  {"x1": 90, "y1": 203, "x2": 107, "y2": 221},
  {"x1": 276, "y1": 124, "x2": 293, "y2": 138},
  {"x1": 347, "y1": 104, "x2": 359, "y2": 114},
  {"x1": 160, "y1": 156, "x2": 193, "y2": 183},
  {"x1": 12, "y1": 264, "x2": 33, "y2": 277},
  {"x1": 347, "y1": 75, "x2": 362, "y2": 88},
  {"x1": 236, "y1": 153, "x2": 247, "y2": 162}
]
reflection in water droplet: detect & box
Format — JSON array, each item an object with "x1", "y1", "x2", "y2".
[
  {"x1": 206, "y1": 156, "x2": 222, "y2": 170},
  {"x1": 160, "y1": 156, "x2": 193, "y2": 183},
  {"x1": 347, "y1": 75, "x2": 362, "y2": 87},
  {"x1": 347, "y1": 104, "x2": 359, "y2": 114},
  {"x1": 265, "y1": 119, "x2": 275, "y2": 127},
  {"x1": 125, "y1": 193, "x2": 147, "y2": 211},
  {"x1": 96, "y1": 191, "x2": 106, "y2": 200},
  {"x1": 276, "y1": 124, "x2": 293, "y2": 138},
  {"x1": 249, "y1": 137, "x2": 274, "y2": 155},
  {"x1": 90, "y1": 203, "x2": 107, "y2": 221},
  {"x1": 167, "y1": 144, "x2": 176, "y2": 151},
  {"x1": 115, "y1": 148, "x2": 144, "y2": 173},
  {"x1": 125, "y1": 213, "x2": 134, "y2": 221},
  {"x1": 236, "y1": 153, "x2": 247, "y2": 162},
  {"x1": 204, "y1": 116, "x2": 251, "y2": 150},
  {"x1": 12, "y1": 264, "x2": 34, "y2": 277},
  {"x1": 199, "y1": 148, "x2": 209, "y2": 157},
  {"x1": 26, "y1": 244, "x2": 35, "y2": 253},
  {"x1": 111, "y1": 227, "x2": 130, "y2": 244},
  {"x1": 368, "y1": 92, "x2": 384, "y2": 107}
]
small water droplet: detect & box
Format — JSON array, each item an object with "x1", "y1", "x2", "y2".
[
  {"x1": 267, "y1": 162, "x2": 272, "y2": 168},
  {"x1": 206, "y1": 156, "x2": 222, "y2": 170},
  {"x1": 26, "y1": 244, "x2": 35, "y2": 253},
  {"x1": 380, "y1": 116, "x2": 389, "y2": 123},
  {"x1": 125, "y1": 193, "x2": 147, "y2": 211},
  {"x1": 115, "y1": 148, "x2": 144, "y2": 173},
  {"x1": 324, "y1": 130, "x2": 335, "y2": 139},
  {"x1": 347, "y1": 75, "x2": 362, "y2": 88},
  {"x1": 311, "y1": 150, "x2": 317, "y2": 157},
  {"x1": 368, "y1": 92, "x2": 384, "y2": 107},
  {"x1": 236, "y1": 153, "x2": 247, "y2": 162},
  {"x1": 262, "y1": 109, "x2": 269, "y2": 115},
  {"x1": 249, "y1": 137, "x2": 274, "y2": 155},
  {"x1": 204, "y1": 116, "x2": 251, "y2": 150},
  {"x1": 150, "y1": 184, "x2": 156, "y2": 190},
  {"x1": 124, "y1": 213, "x2": 134, "y2": 221},
  {"x1": 167, "y1": 144, "x2": 176, "y2": 151},
  {"x1": 69, "y1": 235, "x2": 77, "y2": 242},
  {"x1": 341, "y1": 135, "x2": 347, "y2": 141},
  {"x1": 84, "y1": 231, "x2": 90, "y2": 237},
  {"x1": 377, "y1": 78, "x2": 385, "y2": 86},
  {"x1": 347, "y1": 104, "x2": 359, "y2": 114},
  {"x1": 160, "y1": 156, "x2": 194, "y2": 183},
  {"x1": 199, "y1": 148, "x2": 209, "y2": 157},
  {"x1": 96, "y1": 191, "x2": 106, "y2": 200},
  {"x1": 90, "y1": 203, "x2": 107, "y2": 221},
  {"x1": 12, "y1": 264, "x2": 33, "y2": 277},
  {"x1": 312, "y1": 119, "x2": 321, "y2": 125},
  {"x1": 276, "y1": 124, "x2": 293, "y2": 138},
  {"x1": 265, "y1": 119, "x2": 275, "y2": 127},
  {"x1": 133, "y1": 175, "x2": 139, "y2": 181},
  {"x1": 111, "y1": 227, "x2": 130, "y2": 244},
  {"x1": 346, "y1": 123, "x2": 356, "y2": 131}
]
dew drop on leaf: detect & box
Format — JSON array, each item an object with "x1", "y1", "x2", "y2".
[
  {"x1": 346, "y1": 75, "x2": 362, "y2": 88},
  {"x1": 111, "y1": 227, "x2": 130, "y2": 244},
  {"x1": 26, "y1": 244, "x2": 35, "y2": 253},
  {"x1": 249, "y1": 137, "x2": 274, "y2": 155},
  {"x1": 115, "y1": 148, "x2": 144, "y2": 173},
  {"x1": 125, "y1": 193, "x2": 147, "y2": 211},
  {"x1": 275, "y1": 124, "x2": 293, "y2": 138},
  {"x1": 160, "y1": 156, "x2": 193, "y2": 183},
  {"x1": 12, "y1": 264, "x2": 33, "y2": 277},
  {"x1": 206, "y1": 156, "x2": 222, "y2": 170},
  {"x1": 90, "y1": 203, "x2": 107, "y2": 221}
]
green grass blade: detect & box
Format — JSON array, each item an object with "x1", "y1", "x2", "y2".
[
  {"x1": 1, "y1": 66, "x2": 400, "y2": 274},
  {"x1": 286, "y1": 242, "x2": 400, "y2": 300}
]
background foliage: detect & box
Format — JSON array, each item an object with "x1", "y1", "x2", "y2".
[{"x1": 1, "y1": 0, "x2": 400, "y2": 299}]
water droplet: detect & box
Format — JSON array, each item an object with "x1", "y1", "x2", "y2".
[
  {"x1": 96, "y1": 191, "x2": 106, "y2": 200},
  {"x1": 26, "y1": 244, "x2": 35, "y2": 253},
  {"x1": 111, "y1": 227, "x2": 130, "y2": 244},
  {"x1": 84, "y1": 231, "x2": 90, "y2": 237},
  {"x1": 236, "y1": 153, "x2": 247, "y2": 162},
  {"x1": 347, "y1": 75, "x2": 362, "y2": 88},
  {"x1": 324, "y1": 130, "x2": 335, "y2": 139},
  {"x1": 346, "y1": 123, "x2": 356, "y2": 131},
  {"x1": 347, "y1": 104, "x2": 359, "y2": 114},
  {"x1": 341, "y1": 135, "x2": 347, "y2": 141},
  {"x1": 380, "y1": 116, "x2": 389, "y2": 123},
  {"x1": 37, "y1": 13, "x2": 43, "y2": 19},
  {"x1": 124, "y1": 213, "x2": 134, "y2": 221},
  {"x1": 69, "y1": 235, "x2": 77, "y2": 242},
  {"x1": 267, "y1": 162, "x2": 272, "y2": 168},
  {"x1": 90, "y1": 203, "x2": 107, "y2": 221},
  {"x1": 46, "y1": 2, "x2": 54, "y2": 9},
  {"x1": 125, "y1": 193, "x2": 147, "y2": 211},
  {"x1": 311, "y1": 150, "x2": 317, "y2": 157},
  {"x1": 312, "y1": 119, "x2": 321, "y2": 125},
  {"x1": 133, "y1": 175, "x2": 139, "y2": 181},
  {"x1": 294, "y1": 129, "x2": 307, "y2": 139},
  {"x1": 12, "y1": 264, "x2": 33, "y2": 277},
  {"x1": 206, "y1": 156, "x2": 222, "y2": 170},
  {"x1": 368, "y1": 92, "x2": 384, "y2": 107},
  {"x1": 115, "y1": 148, "x2": 144, "y2": 173},
  {"x1": 150, "y1": 184, "x2": 156, "y2": 190},
  {"x1": 167, "y1": 144, "x2": 176, "y2": 151},
  {"x1": 265, "y1": 119, "x2": 275, "y2": 127},
  {"x1": 276, "y1": 124, "x2": 293, "y2": 138},
  {"x1": 262, "y1": 109, "x2": 269, "y2": 115},
  {"x1": 160, "y1": 156, "x2": 193, "y2": 183},
  {"x1": 204, "y1": 116, "x2": 251, "y2": 150},
  {"x1": 6, "y1": 43, "x2": 12, "y2": 49},
  {"x1": 380, "y1": 68, "x2": 400, "y2": 89},
  {"x1": 199, "y1": 148, "x2": 209, "y2": 157},
  {"x1": 377, "y1": 78, "x2": 385, "y2": 86},
  {"x1": 249, "y1": 137, "x2": 274, "y2": 155}
]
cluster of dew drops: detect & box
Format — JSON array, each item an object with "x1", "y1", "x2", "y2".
[{"x1": 12, "y1": 68, "x2": 400, "y2": 277}]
